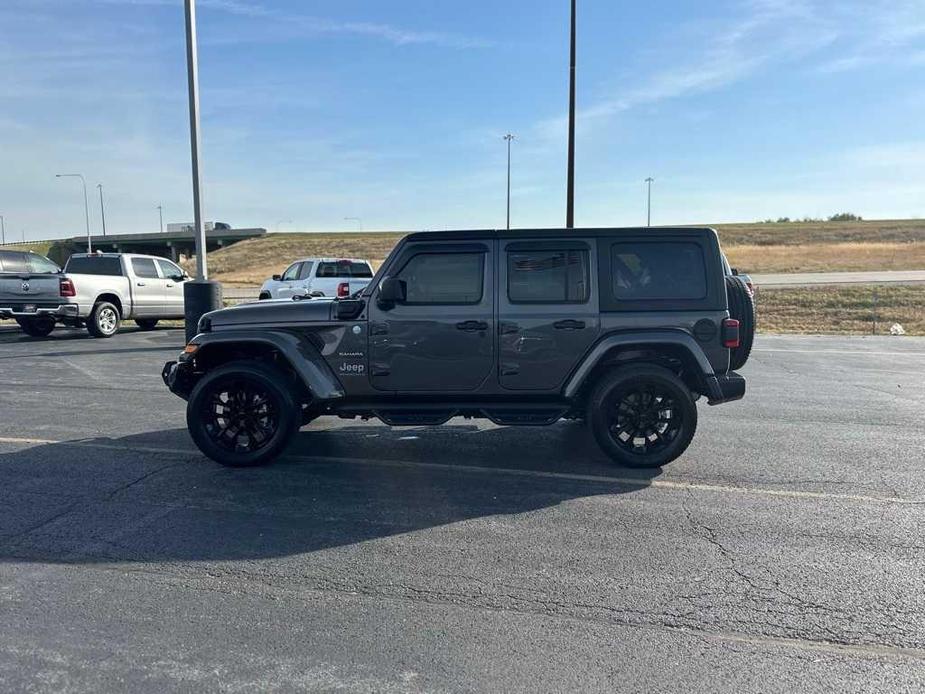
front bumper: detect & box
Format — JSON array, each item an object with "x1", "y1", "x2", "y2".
[
  {"x1": 705, "y1": 371, "x2": 745, "y2": 405},
  {"x1": 0, "y1": 303, "x2": 79, "y2": 320},
  {"x1": 162, "y1": 360, "x2": 197, "y2": 400}
]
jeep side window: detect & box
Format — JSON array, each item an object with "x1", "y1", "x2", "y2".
[
  {"x1": 396, "y1": 252, "x2": 484, "y2": 304},
  {"x1": 507, "y1": 249, "x2": 589, "y2": 303},
  {"x1": 281, "y1": 262, "x2": 302, "y2": 281},
  {"x1": 611, "y1": 242, "x2": 706, "y2": 300}
]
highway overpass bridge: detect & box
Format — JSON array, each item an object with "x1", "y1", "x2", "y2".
[{"x1": 69, "y1": 227, "x2": 266, "y2": 261}]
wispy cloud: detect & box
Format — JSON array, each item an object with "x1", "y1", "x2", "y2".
[{"x1": 91, "y1": 0, "x2": 492, "y2": 48}]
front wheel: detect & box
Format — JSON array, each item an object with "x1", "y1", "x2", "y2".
[
  {"x1": 186, "y1": 360, "x2": 299, "y2": 467},
  {"x1": 86, "y1": 302, "x2": 121, "y2": 338},
  {"x1": 588, "y1": 365, "x2": 697, "y2": 468},
  {"x1": 16, "y1": 316, "x2": 56, "y2": 337}
]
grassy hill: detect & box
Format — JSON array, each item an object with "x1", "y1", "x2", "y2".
[{"x1": 190, "y1": 219, "x2": 925, "y2": 285}]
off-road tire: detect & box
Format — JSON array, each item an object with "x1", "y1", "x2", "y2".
[
  {"x1": 588, "y1": 364, "x2": 698, "y2": 468},
  {"x1": 135, "y1": 318, "x2": 159, "y2": 330},
  {"x1": 725, "y1": 275, "x2": 755, "y2": 370},
  {"x1": 16, "y1": 316, "x2": 56, "y2": 337},
  {"x1": 86, "y1": 301, "x2": 121, "y2": 338},
  {"x1": 186, "y1": 360, "x2": 300, "y2": 467}
]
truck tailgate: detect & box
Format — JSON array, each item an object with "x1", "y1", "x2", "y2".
[{"x1": 0, "y1": 274, "x2": 61, "y2": 303}]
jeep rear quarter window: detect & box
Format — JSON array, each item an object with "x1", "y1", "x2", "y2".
[
  {"x1": 397, "y1": 252, "x2": 483, "y2": 304},
  {"x1": 65, "y1": 256, "x2": 123, "y2": 275},
  {"x1": 612, "y1": 242, "x2": 706, "y2": 300}
]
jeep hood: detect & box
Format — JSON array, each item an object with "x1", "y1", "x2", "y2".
[{"x1": 205, "y1": 297, "x2": 335, "y2": 329}]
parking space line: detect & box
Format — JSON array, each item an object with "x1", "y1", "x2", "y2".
[
  {"x1": 0, "y1": 435, "x2": 919, "y2": 506},
  {"x1": 754, "y1": 348, "x2": 925, "y2": 356}
]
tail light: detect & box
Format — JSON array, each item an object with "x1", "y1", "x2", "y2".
[
  {"x1": 337, "y1": 282, "x2": 350, "y2": 298},
  {"x1": 59, "y1": 277, "x2": 76, "y2": 297},
  {"x1": 722, "y1": 318, "x2": 740, "y2": 348}
]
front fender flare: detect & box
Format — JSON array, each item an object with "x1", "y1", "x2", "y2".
[
  {"x1": 563, "y1": 329, "x2": 716, "y2": 399},
  {"x1": 190, "y1": 329, "x2": 345, "y2": 401}
]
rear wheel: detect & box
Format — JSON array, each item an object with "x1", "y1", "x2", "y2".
[
  {"x1": 726, "y1": 275, "x2": 755, "y2": 370},
  {"x1": 135, "y1": 318, "x2": 159, "y2": 330},
  {"x1": 87, "y1": 301, "x2": 121, "y2": 338},
  {"x1": 588, "y1": 365, "x2": 697, "y2": 468},
  {"x1": 16, "y1": 316, "x2": 56, "y2": 337},
  {"x1": 186, "y1": 360, "x2": 299, "y2": 467}
]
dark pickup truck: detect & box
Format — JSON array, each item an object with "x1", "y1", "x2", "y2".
[{"x1": 164, "y1": 227, "x2": 754, "y2": 468}]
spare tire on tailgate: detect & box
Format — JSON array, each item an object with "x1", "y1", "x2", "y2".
[{"x1": 725, "y1": 275, "x2": 755, "y2": 370}]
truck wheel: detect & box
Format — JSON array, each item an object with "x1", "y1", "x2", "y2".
[
  {"x1": 258, "y1": 292, "x2": 271, "y2": 300},
  {"x1": 588, "y1": 365, "x2": 697, "y2": 468},
  {"x1": 186, "y1": 360, "x2": 299, "y2": 467},
  {"x1": 16, "y1": 316, "x2": 56, "y2": 337},
  {"x1": 135, "y1": 318, "x2": 159, "y2": 330},
  {"x1": 726, "y1": 276, "x2": 755, "y2": 370},
  {"x1": 87, "y1": 301, "x2": 121, "y2": 338}
]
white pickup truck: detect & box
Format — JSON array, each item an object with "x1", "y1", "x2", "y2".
[
  {"x1": 258, "y1": 258, "x2": 374, "y2": 300},
  {"x1": 0, "y1": 251, "x2": 189, "y2": 338}
]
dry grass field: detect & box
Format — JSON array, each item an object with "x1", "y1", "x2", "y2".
[
  {"x1": 187, "y1": 219, "x2": 925, "y2": 285},
  {"x1": 757, "y1": 285, "x2": 925, "y2": 335}
]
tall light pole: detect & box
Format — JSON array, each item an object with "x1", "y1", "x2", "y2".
[
  {"x1": 645, "y1": 177, "x2": 654, "y2": 227},
  {"x1": 96, "y1": 183, "x2": 107, "y2": 236},
  {"x1": 157, "y1": 205, "x2": 164, "y2": 233},
  {"x1": 56, "y1": 173, "x2": 91, "y2": 252},
  {"x1": 566, "y1": 0, "x2": 577, "y2": 229},
  {"x1": 504, "y1": 134, "x2": 515, "y2": 230},
  {"x1": 183, "y1": 0, "x2": 221, "y2": 342},
  {"x1": 0, "y1": 215, "x2": 5, "y2": 246},
  {"x1": 344, "y1": 217, "x2": 363, "y2": 232}
]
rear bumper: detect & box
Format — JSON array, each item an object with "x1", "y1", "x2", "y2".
[
  {"x1": 705, "y1": 371, "x2": 745, "y2": 405},
  {"x1": 0, "y1": 303, "x2": 79, "y2": 319}
]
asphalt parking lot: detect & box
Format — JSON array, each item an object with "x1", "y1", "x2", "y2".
[{"x1": 1, "y1": 324, "x2": 924, "y2": 692}]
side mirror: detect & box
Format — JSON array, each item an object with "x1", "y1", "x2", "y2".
[
  {"x1": 377, "y1": 277, "x2": 406, "y2": 308},
  {"x1": 731, "y1": 267, "x2": 740, "y2": 276},
  {"x1": 172, "y1": 274, "x2": 186, "y2": 282},
  {"x1": 272, "y1": 274, "x2": 282, "y2": 281}
]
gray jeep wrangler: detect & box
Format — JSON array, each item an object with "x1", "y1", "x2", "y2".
[{"x1": 163, "y1": 228, "x2": 753, "y2": 468}]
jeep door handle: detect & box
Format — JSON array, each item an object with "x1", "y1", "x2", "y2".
[
  {"x1": 553, "y1": 320, "x2": 585, "y2": 330},
  {"x1": 456, "y1": 320, "x2": 488, "y2": 332}
]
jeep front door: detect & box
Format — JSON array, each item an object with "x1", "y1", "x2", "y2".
[
  {"x1": 367, "y1": 243, "x2": 493, "y2": 392},
  {"x1": 498, "y1": 240, "x2": 600, "y2": 390}
]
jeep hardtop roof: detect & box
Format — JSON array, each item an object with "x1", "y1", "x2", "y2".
[{"x1": 404, "y1": 226, "x2": 719, "y2": 242}]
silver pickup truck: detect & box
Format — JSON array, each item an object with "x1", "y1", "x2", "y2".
[{"x1": 0, "y1": 251, "x2": 189, "y2": 338}]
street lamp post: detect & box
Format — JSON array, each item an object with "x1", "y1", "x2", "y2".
[
  {"x1": 503, "y1": 134, "x2": 515, "y2": 230},
  {"x1": 344, "y1": 217, "x2": 363, "y2": 232},
  {"x1": 0, "y1": 215, "x2": 5, "y2": 246},
  {"x1": 56, "y1": 173, "x2": 92, "y2": 252},
  {"x1": 566, "y1": 0, "x2": 577, "y2": 229},
  {"x1": 182, "y1": 0, "x2": 222, "y2": 341},
  {"x1": 645, "y1": 177, "x2": 654, "y2": 227},
  {"x1": 157, "y1": 205, "x2": 164, "y2": 233},
  {"x1": 97, "y1": 184, "x2": 107, "y2": 236}
]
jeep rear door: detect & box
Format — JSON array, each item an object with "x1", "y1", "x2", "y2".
[
  {"x1": 498, "y1": 239, "x2": 600, "y2": 390},
  {"x1": 367, "y1": 242, "x2": 494, "y2": 392}
]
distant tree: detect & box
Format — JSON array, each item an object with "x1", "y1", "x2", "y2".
[
  {"x1": 775, "y1": 217, "x2": 791, "y2": 223},
  {"x1": 800, "y1": 216, "x2": 822, "y2": 223},
  {"x1": 827, "y1": 212, "x2": 863, "y2": 222}
]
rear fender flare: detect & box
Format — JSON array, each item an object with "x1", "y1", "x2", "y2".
[
  {"x1": 191, "y1": 330, "x2": 344, "y2": 401},
  {"x1": 563, "y1": 330, "x2": 715, "y2": 399}
]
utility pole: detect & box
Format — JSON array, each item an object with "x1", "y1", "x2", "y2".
[
  {"x1": 97, "y1": 184, "x2": 107, "y2": 236},
  {"x1": 55, "y1": 173, "x2": 91, "y2": 252},
  {"x1": 182, "y1": 0, "x2": 222, "y2": 341},
  {"x1": 645, "y1": 177, "x2": 654, "y2": 227},
  {"x1": 504, "y1": 133, "x2": 515, "y2": 230},
  {"x1": 0, "y1": 215, "x2": 5, "y2": 245},
  {"x1": 566, "y1": 0, "x2": 577, "y2": 229},
  {"x1": 157, "y1": 205, "x2": 164, "y2": 233}
]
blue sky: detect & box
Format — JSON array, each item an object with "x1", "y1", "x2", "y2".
[{"x1": 1, "y1": 0, "x2": 924, "y2": 239}]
